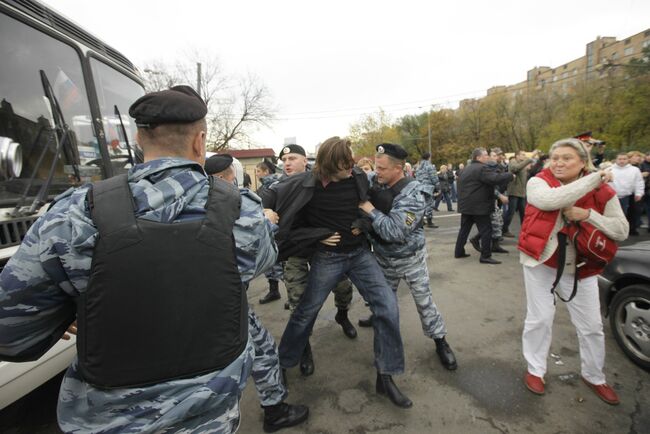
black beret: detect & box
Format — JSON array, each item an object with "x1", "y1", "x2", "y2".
[
  {"x1": 129, "y1": 85, "x2": 207, "y2": 128},
  {"x1": 278, "y1": 144, "x2": 306, "y2": 158},
  {"x1": 204, "y1": 154, "x2": 233, "y2": 175},
  {"x1": 376, "y1": 143, "x2": 408, "y2": 160}
]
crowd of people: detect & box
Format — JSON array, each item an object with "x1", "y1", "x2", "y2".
[{"x1": 0, "y1": 86, "x2": 647, "y2": 433}]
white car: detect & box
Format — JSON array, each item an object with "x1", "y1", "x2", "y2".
[{"x1": 0, "y1": 337, "x2": 76, "y2": 409}]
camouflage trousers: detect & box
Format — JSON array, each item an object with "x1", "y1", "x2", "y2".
[
  {"x1": 57, "y1": 308, "x2": 285, "y2": 434},
  {"x1": 375, "y1": 249, "x2": 447, "y2": 339},
  {"x1": 283, "y1": 255, "x2": 353, "y2": 311},
  {"x1": 491, "y1": 205, "x2": 503, "y2": 239},
  {"x1": 264, "y1": 262, "x2": 284, "y2": 282},
  {"x1": 424, "y1": 195, "x2": 434, "y2": 219},
  {"x1": 249, "y1": 307, "x2": 288, "y2": 407}
]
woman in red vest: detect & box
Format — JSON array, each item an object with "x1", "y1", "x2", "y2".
[{"x1": 518, "y1": 138, "x2": 628, "y2": 405}]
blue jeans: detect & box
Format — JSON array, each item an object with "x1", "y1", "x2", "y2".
[
  {"x1": 278, "y1": 248, "x2": 405, "y2": 375},
  {"x1": 502, "y1": 195, "x2": 526, "y2": 233},
  {"x1": 434, "y1": 191, "x2": 453, "y2": 211}
]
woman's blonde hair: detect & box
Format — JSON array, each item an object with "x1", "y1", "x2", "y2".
[
  {"x1": 548, "y1": 138, "x2": 596, "y2": 173},
  {"x1": 356, "y1": 157, "x2": 374, "y2": 170}
]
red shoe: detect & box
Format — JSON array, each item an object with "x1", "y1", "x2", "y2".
[
  {"x1": 525, "y1": 372, "x2": 545, "y2": 395},
  {"x1": 582, "y1": 378, "x2": 620, "y2": 405}
]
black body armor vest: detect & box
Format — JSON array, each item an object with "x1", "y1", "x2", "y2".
[
  {"x1": 369, "y1": 177, "x2": 414, "y2": 214},
  {"x1": 369, "y1": 177, "x2": 420, "y2": 244},
  {"x1": 78, "y1": 174, "x2": 247, "y2": 389}
]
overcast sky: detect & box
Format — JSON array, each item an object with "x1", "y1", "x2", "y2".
[{"x1": 44, "y1": 0, "x2": 650, "y2": 153}]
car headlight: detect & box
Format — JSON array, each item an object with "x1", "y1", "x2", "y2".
[{"x1": 0, "y1": 136, "x2": 23, "y2": 179}]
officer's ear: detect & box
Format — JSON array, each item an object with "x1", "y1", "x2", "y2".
[{"x1": 191, "y1": 130, "x2": 207, "y2": 165}]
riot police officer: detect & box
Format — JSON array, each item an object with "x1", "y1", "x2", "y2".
[
  {"x1": 0, "y1": 86, "x2": 307, "y2": 433},
  {"x1": 358, "y1": 143, "x2": 458, "y2": 370}
]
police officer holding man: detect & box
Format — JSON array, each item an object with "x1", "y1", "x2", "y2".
[
  {"x1": 0, "y1": 86, "x2": 307, "y2": 433},
  {"x1": 261, "y1": 144, "x2": 358, "y2": 378},
  {"x1": 358, "y1": 143, "x2": 457, "y2": 370}
]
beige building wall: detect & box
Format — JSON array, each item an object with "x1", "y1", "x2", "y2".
[{"x1": 484, "y1": 28, "x2": 650, "y2": 100}]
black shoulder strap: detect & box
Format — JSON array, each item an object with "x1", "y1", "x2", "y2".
[
  {"x1": 89, "y1": 174, "x2": 142, "y2": 253},
  {"x1": 199, "y1": 176, "x2": 242, "y2": 239},
  {"x1": 390, "y1": 177, "x2": 414, "y2": 196},
  {"x1": 549, "y1": 229, "x2": 579, "y2": 304}
]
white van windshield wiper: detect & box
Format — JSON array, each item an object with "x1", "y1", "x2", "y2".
[
  {"x1": 10, "y1": 70, "x2": 80, "y2": 217},
  {"x1": 114, "y1": 105, "x2": 136, "y2": 166}
]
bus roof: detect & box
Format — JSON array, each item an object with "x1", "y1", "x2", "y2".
[{"x1": 2, "y1": 0, "x2": 138, "y2": 74}]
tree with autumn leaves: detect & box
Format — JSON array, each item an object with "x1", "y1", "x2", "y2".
[{"x1": 349, "y1": 47, "x2": 650, "y2": 165}]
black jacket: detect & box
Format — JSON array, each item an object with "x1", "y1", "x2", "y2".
[
  {"x1": 457, "y1": 160, "x2": 514, "y2": 215},
  {"x1": 261, "y1": 167, "x2": 370, "y2": 260}
]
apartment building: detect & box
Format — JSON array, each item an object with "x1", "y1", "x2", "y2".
[{"x1": 483, "y1": 28, "x2": 650, "y2": 100}]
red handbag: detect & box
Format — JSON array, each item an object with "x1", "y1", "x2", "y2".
[{"x1": 567, "y1": 221, "x2": 618, "y2": 267}]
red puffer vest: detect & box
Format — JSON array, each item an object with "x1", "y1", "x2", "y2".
[{"x1": 518, "y1": 168, "x2": 616, "y2": 278}]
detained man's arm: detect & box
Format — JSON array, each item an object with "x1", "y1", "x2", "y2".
[
  {"x1": 234, "y1": 191, "x2": 278, "y2": 284},
  {"x1": 0, "y1": 189, "x2": 93, "y2": 361}
]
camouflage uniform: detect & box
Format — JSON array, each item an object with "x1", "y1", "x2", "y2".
[
  {"x1": 283, "y1": 256, "x2": 353, "y2": 312},
  {"x1": 415, "y1": 160, "x2": 439, "y2": 220},
  {"x1": 368, "y1": 180, "x2": 447, "y2": 339},
  {"x1": 0, "y1": 159, "x2": 285, "y2": 434},
  {"x1": 491, "y1": 203, "x2": 504, "y2": 239},
  {"x1": 258, "y1": 173, "x2": 284, "y2": 282}
]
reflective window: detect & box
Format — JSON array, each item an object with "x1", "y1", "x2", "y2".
[
  {"x1": 90, "y1": 59, "x2": 144, "y2": 174},
  {"x1": 0, "y1": 12, "x2": 97, "y2": 205}
]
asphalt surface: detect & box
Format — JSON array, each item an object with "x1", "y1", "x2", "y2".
[{"x1": 1, "y1": 211, "x2": 648, "y2": 434}]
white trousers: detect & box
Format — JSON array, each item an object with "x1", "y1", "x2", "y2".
[{"x1": 522, "y1": 263, "x2": 607, "y2": 385}]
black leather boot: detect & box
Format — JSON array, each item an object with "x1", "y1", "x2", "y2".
[
  {"x1": 262, "y1": 402, "x2": 309, "y2": 433},
  {"x1": 469, "y1": 234, "x2": 481, "y2": 252},
  {"x1": 260, "y1": 280, "x2": 281, "y2": 304},
  {"x1": 280, "y1": 368, "x2": 288, "y2": 389},
  {"x1": 434, "y1": 337, "x2": 458, "y2": 370},
  {"x1": 335, "y1": 309, "x2": 357, "y2": 339},
  {"x1": 376, "y1": 372, "x2": 412, "y2": 408},
  {"x1": 491, "y1": 239, "x2": 508, "y2": 253},
  {"x1": 299, "y1": 341, "x2": 314, "y2": 376},
  {"x1": 358, "y1": 314, "x2": 374, "y2": 327}
]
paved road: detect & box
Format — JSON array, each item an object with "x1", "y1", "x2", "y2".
[{"x1": 1, "y1": 211, "x2": 648, "y2": 433}]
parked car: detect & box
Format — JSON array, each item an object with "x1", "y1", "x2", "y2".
[{"x1": 598, "y1": 240, "x2": 650, "y2": 370}]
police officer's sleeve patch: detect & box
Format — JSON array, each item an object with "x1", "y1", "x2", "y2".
[{"x1": 405, "y1": 211, "x2": 416, "y2": 226}]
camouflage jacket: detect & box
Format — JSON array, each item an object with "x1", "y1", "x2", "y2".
[
  {"x1": 0, "y1": 158, "x2": 277, "y2": 433},
  {"x1": 415, "y1": 160, "x2": 439, "y2": 186},
  {"x1": 368, "y1": 180, "x2": 433, "y2": 259},
  {"x1": 256, "y1": 173, "x2": 281, "y2": 194}
]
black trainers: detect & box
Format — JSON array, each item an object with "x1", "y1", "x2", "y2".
[{"x1": 263, "y1": 402, "x2": 309, "y2": 433}]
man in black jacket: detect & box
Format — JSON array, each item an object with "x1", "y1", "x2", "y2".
[
  {"x1": 270, "y1": 137, "x2": 412, "y2": 409},
  {"x1": 454, "y1": 148, "x2": 514, "y2": 264}
]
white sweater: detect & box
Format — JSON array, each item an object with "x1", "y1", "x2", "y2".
[
  {"x1": 610, "y1": 164, "x2": 645, "y2": 198},
  {"x1": 520, "y1": 172, "x2": 629, "y2": 269}
]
